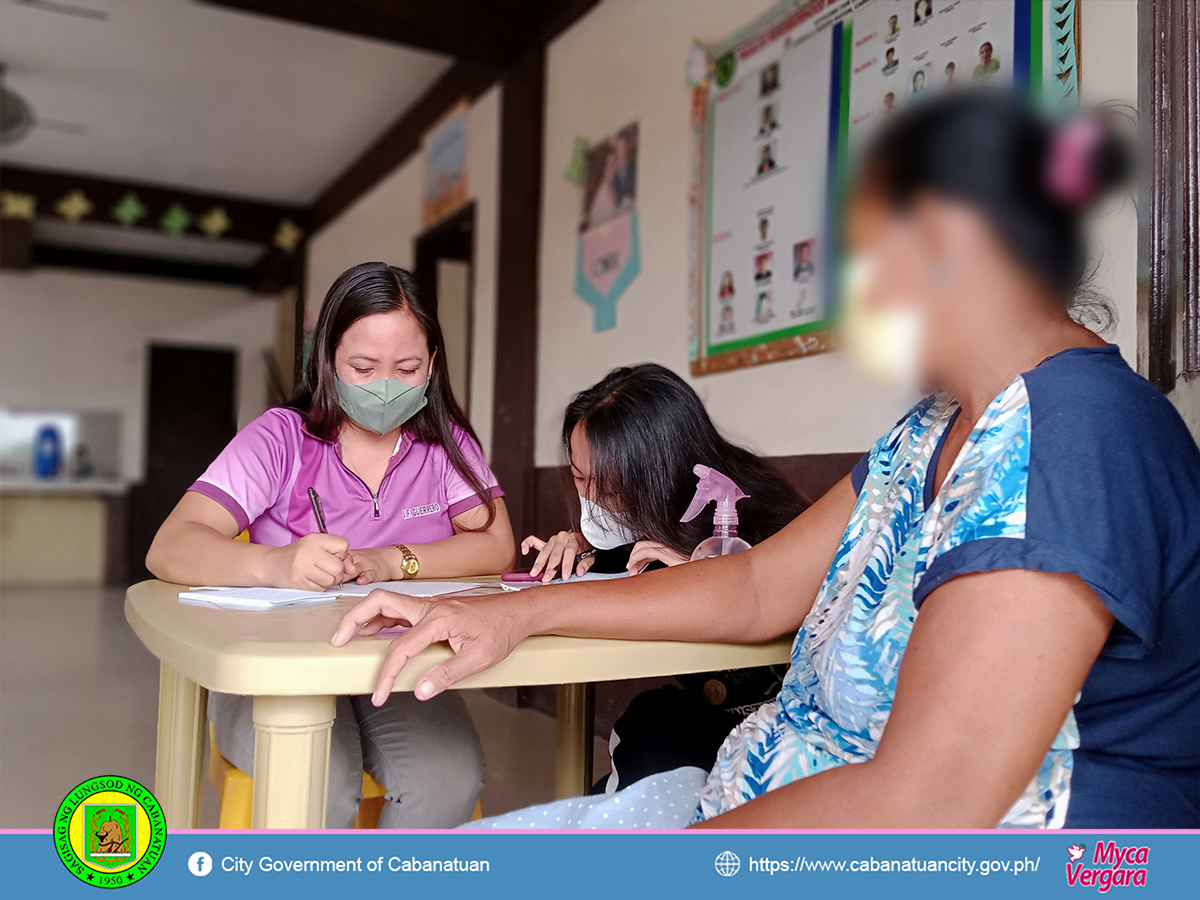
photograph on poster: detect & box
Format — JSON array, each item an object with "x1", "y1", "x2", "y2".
[
  {"x1": 760, "y1": 61, "x2": 780, "y2": 96},
  {"x1": 718, "y1": 269, "x2": 736, "y2": 299},
  {"x1": 753, "y1": 251, "x2": 773, "y2": 283},
  {"x1": 753, "y1": 289, "x2": 773, "y2": 323},
  {"x1": 974, "y1": 40, "x2": 1002, "y2": 79},
  {"x1": 755, "y1": 141, "x2": 778, "y2": 177},
  {"x1": 580, "y1": 121, "x2": 638, "y2": 232},
  {"x1": 792, "y1": 239, "x2": 815, "y2": 280},
  {"x1": 758, "y1": 102, "x2": 779, "y2": 136}
]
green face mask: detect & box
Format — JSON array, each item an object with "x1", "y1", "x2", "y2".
[{"x1": 334, "y1": 374, "x2": 429, "y2": 435}]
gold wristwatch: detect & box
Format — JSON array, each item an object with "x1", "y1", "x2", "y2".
[{"x1": 394, "y1": 544, "x2": 420, "y2": 580}]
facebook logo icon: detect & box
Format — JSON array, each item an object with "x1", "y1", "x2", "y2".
[{"x1": 188, "y1": 851, "x2": 213, "y2": 877}]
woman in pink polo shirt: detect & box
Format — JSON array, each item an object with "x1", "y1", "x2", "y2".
[{"x1": 147, "y1": 262, "x2": 515, "y2": 828}]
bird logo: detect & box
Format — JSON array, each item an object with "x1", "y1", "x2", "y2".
[{"x1": 1067, "y1": 843, "x2": 1087, "y2": 862}]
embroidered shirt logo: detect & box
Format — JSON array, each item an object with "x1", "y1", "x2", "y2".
[{"x1": 402, "y1": 502, "x2": 442, "y2": 520}]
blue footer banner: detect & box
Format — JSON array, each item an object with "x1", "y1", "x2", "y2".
[{"x1": 3, "y1": 830, "x2": 1197, "y2": 898}]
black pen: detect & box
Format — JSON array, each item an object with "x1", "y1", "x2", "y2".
[
  {"x1": 308, "y1": 487, "x2": 328, "y2": 534},
  {"x1": 309, "y1": 487, "x2": 344, "y2": 589}
]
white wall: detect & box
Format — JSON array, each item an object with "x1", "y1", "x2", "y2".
[
  {"x1": 1079, "y1": 0, "x2": 1138, "y2": 363},
  {"x1": 0, "y1": 268, "x2": 277, "y2": 481},
  {"x1": 535, "y1": 0, "x2": 1142, "y2": 467},
  {"x1": 305, "y1": 84, "x2": 503, "y2": 458}
]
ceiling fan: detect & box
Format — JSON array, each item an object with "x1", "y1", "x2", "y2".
[
  {"x1": 0, "y1": 63, "x2": 90, "y2": 146},
  {"x1": 2, "y1": 0, "x2": 106, "y2": 144}
]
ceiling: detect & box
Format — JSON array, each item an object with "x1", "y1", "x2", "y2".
[{"x1": 0, "y1": 0, "x2": 453, "y2": 204}]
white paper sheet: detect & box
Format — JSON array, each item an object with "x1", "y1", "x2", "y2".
[
  {"x1": 500, "y1": 571, "x2": 631, "y2": 591},
  {"x1": 178, "y1": 586, "x2": 336, "y2": 610},
  {"x1": 335, "y1": 581, "x2": 490, "y2": 598}
]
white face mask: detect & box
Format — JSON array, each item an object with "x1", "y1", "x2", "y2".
[
  {"x1": 578, "y1": 496, "x2": 638, "y2": 550},
  {"x1": 841, "y1": 254, "x2": 926, "y2": 394}
]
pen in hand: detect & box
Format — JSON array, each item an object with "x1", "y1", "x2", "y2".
[
  {"x1": 308, "y1": 487, "x2": 344, "y2": 589},
  {"x1": 308, "y1": 487, "x2": 328, "y2": 534}
]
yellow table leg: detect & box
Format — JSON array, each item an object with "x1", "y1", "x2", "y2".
[
  {"x1": 250, "y1": 694, "x2": 336, "y2": 829},
  {"x1": 154, "y1": 662, "x2": 207, "y2": 829},
  {"x1": 554, "y1": 683, "x2": 594, "y2": 799}
]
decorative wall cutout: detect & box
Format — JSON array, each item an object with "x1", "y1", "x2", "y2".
[
  {"x1": 272, "y1": 218, "x2": 303, "y2": 253},
  {"x1": 159, "y1": 202, "x2": 192, "y2": 236},
  {"x1": 54, "y1": 190, "x2": 92, "y2": 223},
  {"x1": 197, "y1": 205, "x2": 231, "y2": 239},
  {"x1": 1050, "y1": 0, "x2": 1080, "y2": 106},
  {"x1": 111, "y1": 191, "x2": 147, "y2": 228},
  {"x1": 0, "y1": 191, "x2": 36, "y2": 220}
]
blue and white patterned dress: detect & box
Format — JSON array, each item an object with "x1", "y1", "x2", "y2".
[{"x1": 699, "y1": 378, "x2": 1074, "y2": 828}]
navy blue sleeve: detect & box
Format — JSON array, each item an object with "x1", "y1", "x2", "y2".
[
  {"x1": 915, "y1": 348, "x2": 1200, "y2": 661},
  {"x1": 850, "y1": 450, "x2": 871, "y2": 495}
]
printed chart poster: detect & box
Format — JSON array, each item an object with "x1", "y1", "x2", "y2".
[
  {"x1": 695, "y1": 1, "x2": 850, "y2": 375},
  {"x1": 690, "y1": 0, "x2": 1053, "y2": 376}
]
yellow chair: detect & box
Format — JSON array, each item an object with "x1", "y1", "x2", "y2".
[{"x1": 208, "y1": 718, "x2": 482, "y2": 826}]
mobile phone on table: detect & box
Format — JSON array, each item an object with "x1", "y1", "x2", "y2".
[{"x1": 501, "y1": 572, "x2": 542, "y2": 583}]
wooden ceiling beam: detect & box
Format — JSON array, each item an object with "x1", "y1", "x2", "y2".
[
  {"x1": 0, "y1": 164, "x2": 305, "y2": 245},
  {"x1": 203, "y1": 0, "x2": 595, "y2": 67}
]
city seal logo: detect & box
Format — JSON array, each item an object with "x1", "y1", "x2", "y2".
[{"x1": 54, "y1": 776, "x2": 166, "y2": 888}]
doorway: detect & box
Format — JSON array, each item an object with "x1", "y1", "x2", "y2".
[
  {"x1": 414, "y1": 204, "x2": 474, "y2": 415},
  {"x1": 128, "y1": 345, "x2": 237, "y2": 581}
]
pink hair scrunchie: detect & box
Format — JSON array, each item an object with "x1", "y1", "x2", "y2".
[{"x1": 1045, "y1": 117, "x2": 1103, "y2": 208}]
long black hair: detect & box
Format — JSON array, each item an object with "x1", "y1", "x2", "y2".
[
  {"x1": 859, "y1": 89, "x2": 1131, "y2": 329},
  {"x1": 288, "y1": 262, "x2": 495, "y2": 527},
  {"x1": 563, "y1": 364, "x2": 805, "y2": 555}
]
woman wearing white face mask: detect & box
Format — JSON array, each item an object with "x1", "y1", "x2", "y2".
[
  {"x1": 520, "y1": 364, "x2": 805, "y2": 583},
  {"x1": 520, "y1": 363, "x2": 807, "y2": 791},
  {"x1": 338, "y1": 92, "x2": 1199, "y2": 830}
]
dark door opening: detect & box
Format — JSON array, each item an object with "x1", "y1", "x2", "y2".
[
  {"x1": 128, "y1": 344, "x2": 237, "y2": 582},
  {"x1": 414, "y1": 203, "x2": 474, "y2": 415}
]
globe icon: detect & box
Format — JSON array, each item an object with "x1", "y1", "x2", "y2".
[{"x1": 714, "y1": 850, "x2": 741, "y2": 877}]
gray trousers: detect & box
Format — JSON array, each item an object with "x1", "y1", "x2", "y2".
[{"x1": 209, "y1": 690, "x2": 484, "y2": 828}]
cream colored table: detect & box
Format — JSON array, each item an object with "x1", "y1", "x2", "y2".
[{"x1": 124, "y1": 579, "x2": 792, "y2": 829}]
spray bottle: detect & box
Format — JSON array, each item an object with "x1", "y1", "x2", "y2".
[{"x1": 681, "y1": 464, "x2": 752, "y2": 561}]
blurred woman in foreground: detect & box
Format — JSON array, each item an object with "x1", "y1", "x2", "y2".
[{"x1": 335, "y1": 92, "x2": 1200, "y2": 828}]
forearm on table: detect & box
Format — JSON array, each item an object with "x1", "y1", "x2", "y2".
[
  {"x1": 519, "y1": 477, "x2": 857, "y2": 646},
  {"x1": 146, "y1": 520, "x2": 273, "y2": 586},
  {"x1": 524, "y1": 550, "x2": 780, "y2": 645},
  {"x1": 406, "y1": 529, "x2": 516, "y2": 578}
]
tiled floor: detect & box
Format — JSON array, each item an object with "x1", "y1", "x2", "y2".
[{"x1": 0, "y1": 585, "x2": 608, "y2": 828}]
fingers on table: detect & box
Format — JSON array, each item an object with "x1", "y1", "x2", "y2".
[
  {"x1": 520, "y1": 535, "x2": 546, "y2": 555},
  {"x1": 372, "y1": 621, "x2": 446, "y2": 706},
  {"x1": 332, "y1": 589, "x2": 425, "y2": 646},
  {"x1": 415, "y1": 638, "x2": 494, "y2": 701}
]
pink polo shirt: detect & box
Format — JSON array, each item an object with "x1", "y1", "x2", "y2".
[{"x1": 189, "y1": 407, "x2": 502, "y2": 549}]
